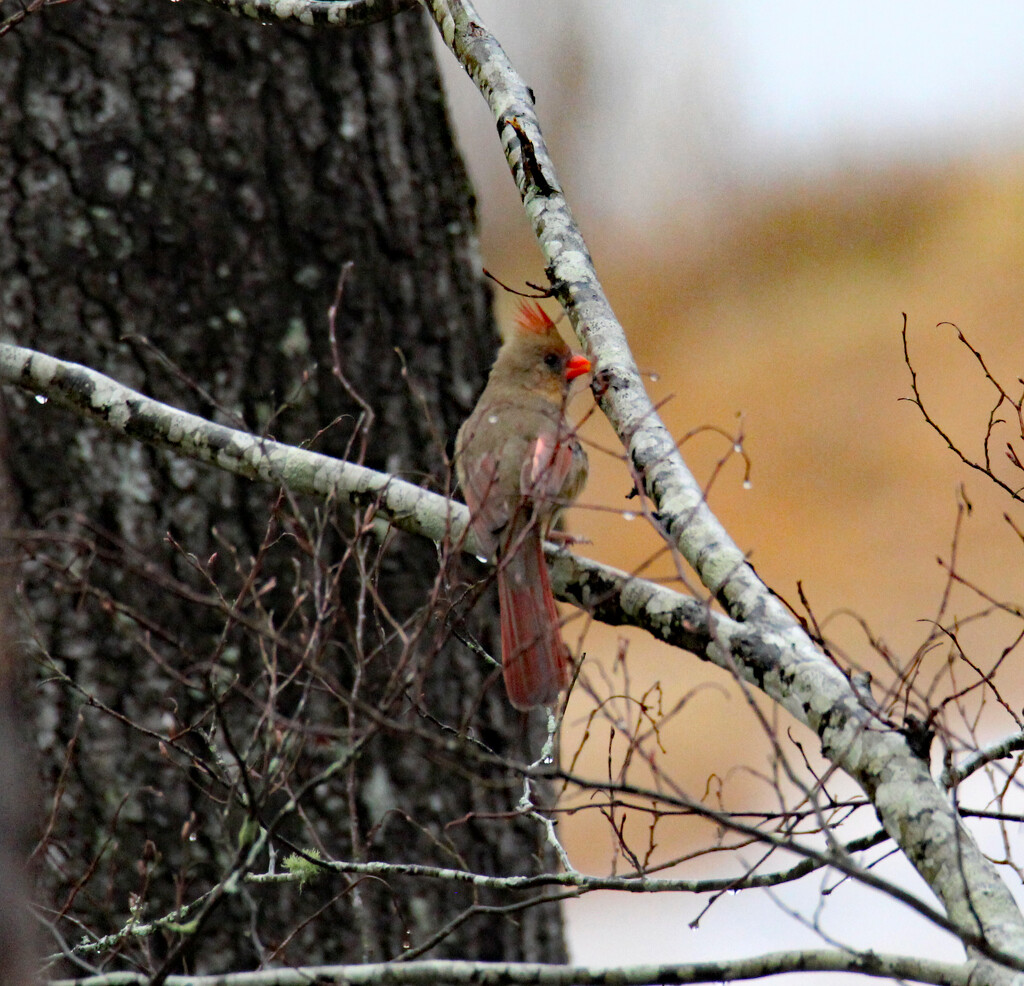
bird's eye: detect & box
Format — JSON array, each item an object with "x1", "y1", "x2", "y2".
[{"x1": 543, "y1": 353, "x2": 561, "y2": 370}]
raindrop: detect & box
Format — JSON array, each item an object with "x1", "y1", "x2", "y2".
[
  {"x1": 475, "y1": 554, "x2": 488, "y2": 564},
  {"x1": 648, "y1": 372, "x2": 660, "y2": 382},
  {"x1": 487, "y1": 414, "x2": 498, "y2": 424},
  {"x1": 542, "y1": 755, "x2": 554, "y2": 765},
  {"x1": 34, "y1": 394, "x2": 48, "y2": 404},
  {"x1": 742, "y1": 480, "x2": 752, "y2": 490},
  {"x1": 622, "y1": 511, "x2": 637, "y2": 521},
  {"x1": 733, "y1": 443, "x2": 742, "y2": 453}
]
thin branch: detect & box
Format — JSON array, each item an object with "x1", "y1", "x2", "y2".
[
  {"x1": 54, "y1": 815, "x2": 894, "y2": 965},
  {"x1": 0, "y1": 0, "x2": 74, "y2": 38},
  {"x1": 0, "y1": 342, "x2": 468, "y2": 548},
  {"x1": 249, "y1": 825, "x2": 890, "y2": 896},
  {"x1": 901, "y1": 317, "x2": 1024, "y2": 502},
  {"x1": 543, "y1": 768, "x2": 1007, "y2": 969},
  {"x1": 327, "y1": 261, "x2": 375, "y2": 463},
  {"x1": 43, "y1": 950, "x2": 989, "y2": 986},
  {"x1": 943, "y1": 730, "x2": 1024, "y2": 789}
]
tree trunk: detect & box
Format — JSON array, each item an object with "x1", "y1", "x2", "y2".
[{"x1": 2, "y1": 0, "x2": 567, "y2": 975}]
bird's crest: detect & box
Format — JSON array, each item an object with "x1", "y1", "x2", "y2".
[{"x1": 515, "y1": 302, "x2": 555, "y2": 335}]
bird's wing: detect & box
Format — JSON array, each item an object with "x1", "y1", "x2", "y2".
[
  {"x1": 460, "y1": 450, "x2": 507, "y2": 557},
  {"x1": 520, "y1": 432, "x2": 574, "y2": 505}
]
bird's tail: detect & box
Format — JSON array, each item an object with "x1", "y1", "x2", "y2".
[{"x1": 497, "y1": 518, "x2": 571, "y2": 710}]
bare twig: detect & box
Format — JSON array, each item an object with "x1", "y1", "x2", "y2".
[
  {"x1": 901, "y1": 317, "x2": 1024, "y2": 502},
  {"x1": 327, "y1": 261, "x2": 376, "y2": 464}
]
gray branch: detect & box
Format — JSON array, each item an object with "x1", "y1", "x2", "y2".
[
  {"x1": 44, "y1": 950, "x2": 984, "y2": 986},
  {"x1": 0, "y1": 342, "x2": 470, "y2": 546},
  {"x1": 942, "y1": 731, "x2": 1024, "y2": 789},
  {"x1": 193, "y1": 0, "x2": 418, "y2": 28},
  {"x1": 421, "y1": 0, "x2": 1024, "y2": 975}
]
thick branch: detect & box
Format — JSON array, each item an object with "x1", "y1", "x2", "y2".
[
  {"x1": 193, "y1": 0, "x2": 417, "y2": 28},
  {"x1": 421, "y1": 0, "x2": 1024, "y2": 969},
  {"x1": 0, "y1": 343, "x2": 469, "y2": 545}
]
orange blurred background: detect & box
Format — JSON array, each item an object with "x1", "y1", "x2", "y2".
[{"x1": 541, "y1": 164, "x2": 1024, "y2": 869}]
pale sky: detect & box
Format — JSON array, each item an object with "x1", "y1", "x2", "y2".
[
  {"x1": 443, "y1": 3, "x2": 1024, "y2": 224},
  {"x1": 724, "y1": 2, "x2": 1024, "y2": 161}
]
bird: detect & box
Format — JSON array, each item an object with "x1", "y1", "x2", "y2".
[{"x1": 456, "y1": 302, "x2": 591, "y2": 710}]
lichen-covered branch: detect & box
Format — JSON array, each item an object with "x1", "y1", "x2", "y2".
[
  {"x1": 0, "y1": 342, "x2": 467, "y2": 546},
  {"x1": 193, "y1": 0, "x2": 417, "y2": 28},
  {"x1": 421, "y1": 0, "x2": 1024, "y2": 974},
  {"x1": 942, "y1": 730, "x2": 1024, "y2": 789},
  {"x1": 44, "y1": 950, "x2": 985, "y2": 986}
]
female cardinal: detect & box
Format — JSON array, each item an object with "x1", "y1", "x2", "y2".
[{"x1": 456, "y1": 302, "x2": 591, "y2": 710}]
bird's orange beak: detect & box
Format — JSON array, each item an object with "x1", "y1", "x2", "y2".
[{"x1": 565, "y1": 354, "x2": 591, "y2": 382}]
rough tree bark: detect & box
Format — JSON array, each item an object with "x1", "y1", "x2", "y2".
[
  {"x1": 2, "y1": 0, "x2": 566, "y2": 976},
  {"x1": 0, "y1": 435, "x2": 34, "y2": 986}
]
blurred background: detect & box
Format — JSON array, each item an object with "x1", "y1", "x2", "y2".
[{"x1": 435, "y1": 3, "x2": 1024, "y2": 979}]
